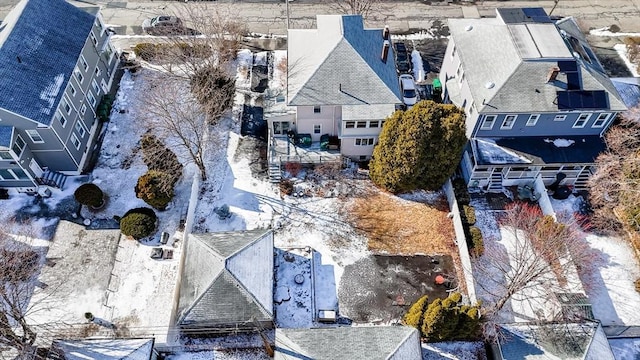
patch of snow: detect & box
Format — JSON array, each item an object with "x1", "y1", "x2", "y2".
[
  {"x1": 609, "y1": 338, "x2": 640, "y2": 360},
  {"x1": 589, "y1": 28, "x2": 640, "y2": 37},
  {"x1": 253, "y1": 51, "x2": 268, "y2": 66},
  {"x1": 475, "y1": 139, "x2": 532, "y2": 164},
  {"x1": 39, "y1": 73, "x2": 65, "y2": 115},
  {"x1": 614, "y1": 43, "x2": 640, "y2": 77},
  {"x1": 544, "y1": 138, "x2": 575, "y2": 147},
  {"x1": 392, "y1": 32, "x2": 439, "y2": 41},
  {"x1": 411, "y1": 50, "x2": 425, "y2": 82},
  {"x1": 422, "y1": 341, "x2": 487, "y2": 360}
]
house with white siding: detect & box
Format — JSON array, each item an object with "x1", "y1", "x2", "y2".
[
  {"x1": 439, "y1": 8, "x2": 627, "y2": 192},
  {"x1": 0, "y1": 0, "x2": 119, "y2": 192}
]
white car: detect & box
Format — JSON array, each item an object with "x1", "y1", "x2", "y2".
[{"x1": 399, "y1": 74, "x2": 418, "y2": 107}]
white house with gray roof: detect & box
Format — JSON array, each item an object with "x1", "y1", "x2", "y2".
[
  {"x1": 0, "y1": 0, "x2": 118, "y2": 191},
  {"x1": 175, "y1": 230, "x2": 274, "y2": 332},
  {"x1": 274, "y1": 326, "x2": 421, "y2": 360},
  {"x1": 283, "y1": 15, "x2": 402, "y2": 162},
  {"x1": 439, "y1": 8, "x2": 626, "y2": 192}
]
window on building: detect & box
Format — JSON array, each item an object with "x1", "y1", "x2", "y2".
[
  {"x1": 74, "y1": 68, "x2": 84, "y2": 83},
  {"x1": 11, "y1": 168, "x2": 28, "y2": 180},
  {"x1": 70, "y1": 85, "x2": 76, "y2": 96},
  {"x1": 101, "y1": 79, "x2": 108, "y2": 93},
  {"x1": 481, "y1": 115, "x2": 497, "y2": 130},
  {"x1": 75, "y1": 122, "x2": 87, "y2": 138},
  {"x1": 12, "y1": 135, "x2": 25, "y2": 156},
  {"x1": 88, "y1": 92, "x2": 97, "y2": 107},
  {"x1": 451, "y1": 45, "x2": 456, "y2": 58},
  {"x1": 0, "y1": 151, "x2": 12, "y2": 160},
  {"x1": 80, "y1": 104, "x2": 87, "y2": 115},
  {"x1": 369, "y1": 121, "x2": 379, "y2": 128},
  {"x1": 56, "y1": 112, "x2": 67, "y2": 127},
  {"x1": 80, "y1": 55, "x2": 88, "y2": 71},
  {"x1": 0, "y1": 169, "x2": 14, "y2": 180},
  {"x1": 90, "y1": 32, "x2": 98, "y2": 47},
  {"x1": 554, "y1": 114, "x2": 567, "y2": 121},
  {"x1": 71, "y1": 134, "x2": 81, "y2": 150},
  {"x1": 62, "y1": 99, "x2": 71, "y2": 114},
  {"x1": 92, "y1": 80, "x2": 100, "y2": 95},
  {"x1": 459, "y1": 72, "x2": 465, "y2": 84},
  {"x1": 356, "y1": 121, "x2": 367, "y2": 128},
  {"x1": 526, "y1": 114, "x2": 540, "y2": 126},
  {"x1": 573, "y1": 113, "x2": 590, "y2": 128},
  {"x1": 313, "y1": 106, "x2": 321, "y2": 114},
  {"x1": 313, "y1": 124, "x2": 321, "y2": 134},
  {"x1": 95, "y1": 66, "x2": 102, "y2": 77},
  {"x1": 345, "y1": 121, "x2": 355, "y2": 129},
  {"x1": 593, "y1": 113, "x2": 611, "y2": 128},
  {"x1": 26, "y1": 129, "x2": 44, "y2": 143},
  {"x1": 501, "y1": 115, "x2": 516, "y2": 129},
  {"x1": 355, "y1": 138, "x2": 374, "y2": 146}
]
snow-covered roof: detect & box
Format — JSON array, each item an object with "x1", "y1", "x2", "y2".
[
  {"x1": 274, "y1": 326, "x2": 421, "y2": 360},
  {"x1": 0, "y1": 126, "x2": 13, "y2": 148},
  {"x1": 176, "y1": 230, "x2": 274, "y2": 328},
  {"x1": 50, "y1": 338, "x2": 154, "y2": 360},
  {"x1": 0, "y1": 0, "x2": 96, "y2": 125},
  {"x1": 287, "y1": 15, "x2": 401, "y2": 106},
  {"x1": 448, "y1": 9, "x2": 626, "y2": 114}
]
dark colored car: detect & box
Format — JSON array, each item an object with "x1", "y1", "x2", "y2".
[{"x1": 394, "y1": 42, "x2": 411, "y2": 74}]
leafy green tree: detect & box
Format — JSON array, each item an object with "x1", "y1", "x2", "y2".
[
  {"x1": 370, "y1": 100, "x2": 466, "y2": 193},
  {"x1": 403, "y1": 295, "x2": 428, "y2": 329}
]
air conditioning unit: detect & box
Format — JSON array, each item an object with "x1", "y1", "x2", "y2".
[{"x1": 318, "y1": 310, "x2": 337, "y2": 323}]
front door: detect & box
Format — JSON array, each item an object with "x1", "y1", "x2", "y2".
[{"x1": 29, "y1": 159, "x2": 43, "y2": 178}]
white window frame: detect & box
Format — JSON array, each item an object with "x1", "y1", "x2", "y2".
[
  {"x1": 70, "y1": 134, "x2": 81, "y2": 150},
  {"x1": 80, "y1": 104, "x2": 87, "y2": 115},
  {"x1": 313, "y1": 124, "x2": 321, "y2": 134},
  {"x1": 55, "y1": 111, "x2": 67, "y2": 128},
  {"x1": 92, "y1": 80, "x2": 100, "y2": 95},
  {"x1": 25, "y1": 129, "x2": 44, "y2": 143},
  {"x1": 355, "y1": 138, "x2": 374, "y2": 146},
  {"x1": 0, "y1": 151, "x2": 12, "y2": 160},
  {"x1": 95, "y1": 66, "x2": 102, "y2": 78},
  {"x1": 356, "y1": 121, "x2": 367, "y2": 129},
  {"x1": 74, "y1": 67, "x2": 84, "y2": 83},
  {"x1": 592, "y1": 113, "x2": 611, "y2": 128},
  {"x1": 90, "y1": 31, "x2": 98, "y2": 47},
  {"x1": 69, "y1": 84, "x2": 76, "y2": 96},
  {"x1": 481, "y1": 115, "x2": 497, "y2": 130},
  {"x1": 369, "y1": 120, "x2": 379, "y2": 128},
  {"x1": 75, "y1": 121, "x2": 87, "y2": 138},
  {"x1": 501, "y1": 115, "x2": 517, "y2": 129},
  {"x1": 87, "y1": 92, "x2": 97, "y2": 107},
  {"x1": 526, "y1": 114, "x2": 540, "y2": 126},
  {"x1": 100, "y1": 79, "x2": 108, "y2": 93},
  {"x1": 573, "y1": 113, "x2": 591, "y2": 128},
  {"x1": 345, "y1": 121, "x2": 355, "y2": 129},
  {"x1": 62, "y1": 99, "x2": 72, "y2": 114},
  {"x1": 79, "y1": 55, "x2": 88, "y2": 71},
  {"x1": 554, "y1": 114, "x2": 567, "y2": 121},
  {"x1": 12, "y1": 135, "x2": 25, "y2": 156}
]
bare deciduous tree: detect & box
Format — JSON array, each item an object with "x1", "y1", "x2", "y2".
[
  {"x1": 329, "y1": 0, "x2": 381, "y2": 18},
  {"x1": 142, "y1": 75, "x2": 209, "y2": 181},
  {"x1": 474, "y1": 203, "x2": 598, "y2": 322}
]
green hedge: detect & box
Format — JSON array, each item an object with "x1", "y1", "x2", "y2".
[
  {"x1": 469, "y1": 226, "x2": 484, "y2": 257},
  {"x1": 462, "y1": 205, "x2": 476, "y2": 226}
]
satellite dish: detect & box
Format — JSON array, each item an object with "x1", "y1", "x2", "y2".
[{"x1": 485, "y1": 82, "x2": 495, "y2": 89}]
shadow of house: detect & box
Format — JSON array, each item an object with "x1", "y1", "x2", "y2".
[
  {"x1": 493, "y1": 321, "x2": 615, "y2": 360},
  {"x1": 274, "y1": 326, "x2": 421, "y2": 360},
  {"x1": 175, "y1": 230, "x2": 274, "y2": 333},
  {"x1": 48, "y1": 338, "x2": 154, "y2": 360}
]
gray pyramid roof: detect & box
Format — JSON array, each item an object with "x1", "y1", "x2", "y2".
[
  {"x1": 177, "y1": 230, "x2": 273, "y2": 328},
  {"x1": 275, "y1": 326, "x2": 421, "y2": 360},
  {"x1": 50, "y1": 338, "x2": 154, "y2": 360},
  {"x1": 0, "y1": 0, "x2": 96, "y2": 125},
  {"x1": 448, "y1": 11, "x2": 626, "y2": 114},
  {"x1": 287, "y1": 15, "x2": 401, "y2": 106}
]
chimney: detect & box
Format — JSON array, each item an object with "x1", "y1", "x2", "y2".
[
  {"x1": 382, "y1": 25, "x2": 390, "y2": 40},
  {"x1": 547, "y1": 66, "x2": 560, "y2": 82},
  {"x1": 381, "y1": 40, "x2": 390, "y2": 63}
]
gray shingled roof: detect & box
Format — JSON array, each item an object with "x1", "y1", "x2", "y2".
[
  {"x1": 275, "y1": 326, "x2": 420, "y2": 360},
  {"x1": 612, "y1": 78, "x2": 640, "y2": 108},
  {"x1": 287, "y1": 15, "x2": 401, "y2": 107},
  {"x1": 177, "y1": 230, "x2": 273, "y2": 328},
  {"x1": 0, "y1": 126, "x2": 13, "y2": 148},
  {"x1": 0, "y1": 0, "x2": 95, "y2": 125},
  {"x1": 449, "y1": 13, "x2": 626, "y2": 114},
  {"x1": 51, "y1": 338, "x2": 154, "y2": 360}
]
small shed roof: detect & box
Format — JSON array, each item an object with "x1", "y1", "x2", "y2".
[{"x1": 50, "y1": 338, "x2": 154, "y2": 360}]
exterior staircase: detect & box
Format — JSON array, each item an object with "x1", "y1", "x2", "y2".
[
  {"x1": 268, "y1": 162, "x2": 282, "y2": 183},
  {"x1": 36, "y1": 169, "x2": 68, "y2": 189},
  {"x1": 573, "y1": 167, "x2": 592, "y2": 191},
  {"x1": 487, "y1": 168, "x2": 504, "y2": 192}
]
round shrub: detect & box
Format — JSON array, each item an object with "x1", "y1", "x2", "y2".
[
  {"x1": 74, "y1": 183, "x2": 105, "y2": 208},
  {"x1": 135, "y1": 170, "x2": 174, "y2": 210},
  {"x1": 635, "y1": 278, "x2": 640, "y2": 293},
  {"x1": 120, "y1": 207, "x2": 157, "y2": 240}
]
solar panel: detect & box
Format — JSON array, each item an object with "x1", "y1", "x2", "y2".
[
  {"x1": 522, "y1": 8, "x2": 552, "y2": 23},
  {"x1": 557, "y1": 90, "x2": 608, "y2": 110},
  {"x1": 558, "y1": 60, "x2": 578, "y2": 72},
  {"x1": 567, "y1": 73, "x2": 581, "y2": 90}
]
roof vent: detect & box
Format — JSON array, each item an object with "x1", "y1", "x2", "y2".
[
  {"x1": 560, "y1": 29, "x2": 568, "y2": 38},
  {"x1": 465, "y1": 25, "x2": 473, "y2": 32},
  {"x1": 485, "y1": 82, "x2": 495, "y2": 89},
  {"x1": 572, "y1": 51, "x2": 581, "y2": 59}
]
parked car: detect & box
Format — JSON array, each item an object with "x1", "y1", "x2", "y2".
[
  {"x1": 142, "y1": 16, "x2": 187, "y2": 36},
  {"x1": 394, "y1": 42, "x2": 411, "y2": 74},
  {"x1": 399, "y1": 74, "x2": 418, "y2": 107}
]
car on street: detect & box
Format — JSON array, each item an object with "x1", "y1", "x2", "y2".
[
  {"x1": 399, "y1": 74, "x2": 418, "y2": 107},
  {"x1": 394, "y1": 41, "x2": 411, "y2": 74},
  {"x1": 142, "y1": 16, "x2": 188, "y2": 36}
]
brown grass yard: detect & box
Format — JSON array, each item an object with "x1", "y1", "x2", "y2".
[{"x1": 346, "y1": 191, "x2": 456, "y2": 255}]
